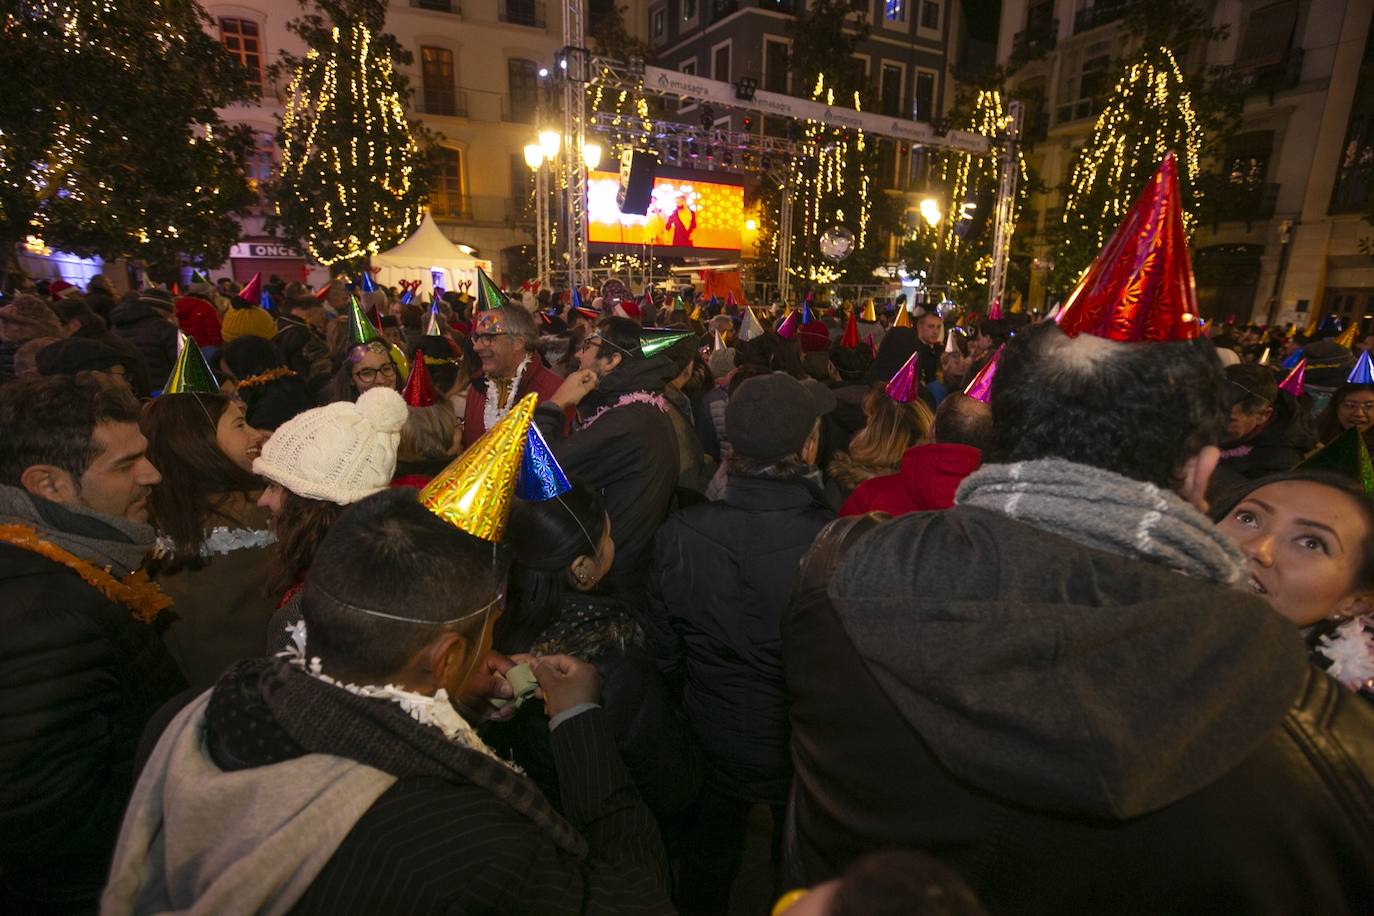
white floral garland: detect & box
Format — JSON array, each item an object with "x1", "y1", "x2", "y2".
[
  {"x1": 1315, "y1": 614, "x2": 1374, "y2": 696},
  {"x1": 279, "y1": 620, "x2": 521, "y2": 772},
  {"x1": 483, "y1": 355, "x2": 533, "y2": 434},
  {"x1": 578, "y1": 391, "x2": 670, "y2": 431},
  {"x1": 154, "y1": 526, "x2": 276, "y2": 560}
]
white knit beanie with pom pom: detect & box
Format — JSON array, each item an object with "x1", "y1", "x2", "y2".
[{"x1": 253, "y1": 387, "x2": 408, "y2": 504}]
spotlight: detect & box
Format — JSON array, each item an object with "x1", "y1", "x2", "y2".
[{"x1": 734, "y1": 77, "x2": 757, "y2": 102}]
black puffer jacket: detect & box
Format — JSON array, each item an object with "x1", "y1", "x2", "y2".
[
  {"x1": 646, "y1": 470, "x2": 833, "y2": 803},
  {"x1": 535, "y1": 355, "x2": 679, "y2": 593},
  {"x1": 784, "y1": 509, "x2": 1374, "y2": 914},
  {"x1": 109, "y1": 298, "x2": 178, "y2": 385},
  {"x1": 0, "y1": 527, "x2": 186, "y2": 911}
]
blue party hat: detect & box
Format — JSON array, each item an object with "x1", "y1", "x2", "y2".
[
  {"x1": 1348, "y1": 350, "x2": 1374, "y2": 385},
  {"x1": 360, "y1": 272, "x2": 377, "y2": 293},
  {"x1": 801, "y1": 301, "x2": 814, "y2": 324},
  {"x1": 517, "y1": 422, "x2": 571, "y2": 500},
  {"x1": 259, "y1": 289, "x2": 274, "y2": 311},
  {"x1": 399, "y1": 286, "x2": 414, "y2": 305},
  {"x1": 1281, "y1": 348, "x2": 1304, "y2": 369}
]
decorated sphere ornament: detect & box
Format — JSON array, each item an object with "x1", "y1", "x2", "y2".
[{"x1": 819, "y1": 225, "x2": 856, "y2": 262}]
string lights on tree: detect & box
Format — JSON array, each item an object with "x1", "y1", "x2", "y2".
[
  {"x1": 1057, "y1": 45, "x2": 1203, "y2": 285},
  {"x1": 270, "y1": 5, "x2": 431, "y2": 267},
  {"x1": 0, "y1": 0, "x2": 256, "y2": 277}
]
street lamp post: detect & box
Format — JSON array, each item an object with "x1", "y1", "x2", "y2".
[
  {"x1": 920, "y1": 195, "x2": 943, "y2": 286},
  {"x1": 524, "y1": 143, "x2": 551, "y2": 292}
]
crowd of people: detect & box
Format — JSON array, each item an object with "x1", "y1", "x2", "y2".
[{"x1": 1, "y1": 238, "x2": 1373, "y2": 915}]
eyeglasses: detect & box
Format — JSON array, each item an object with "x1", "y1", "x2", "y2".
[
  {"x1": 1340, "y1": 400, "x2": 1374, "y2": 415},
  {"x1": 354, "y1": 363, "x2": 397, "y2": 383},
  {"x1": 471, "y1": 332, "x2": 509, "y2": 345}
]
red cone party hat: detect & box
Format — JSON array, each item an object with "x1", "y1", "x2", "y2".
[
  {"x1": 1056, "y1": 153, "x2": 1200, "y2": 342},
  {"x1": 1277, "y1": 357, "x2": 1306, "y2": 399},
  {"x1": 402, "y1": 350, "x2": 440, "y2": 407},
  {"x1": 885, "y1": 352, "x2": 920, "y2": 403},
  {"x1": 840, "y1": 310, "x2": 860, "y2": 349},
  {"x1": 238, "y1": 273, "x2": 262, "y2": 304},
  {"x1": 964, "y1": 345, "x2": 1004, "y2": 404}
]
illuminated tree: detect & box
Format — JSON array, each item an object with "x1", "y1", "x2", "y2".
[
  {"x1": 269, "y1": 0, "x2": 433, "y2": 267},
  {"x1": 902, "y1": 89, "x2": 1028, "y2": 304},
  {"x1": 1055, "y1": 45, "x2": 1204, "y2": 287},
  {"x1": 0, "y1": 0, "x2": 256, "y2": 275}
]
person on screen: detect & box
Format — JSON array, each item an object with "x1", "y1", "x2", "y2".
[{"x1": 665, "y1": 195, "x2": 697, "y2": 247}]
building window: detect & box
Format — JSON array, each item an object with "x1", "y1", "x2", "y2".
[
  {"x1": 1330, "y1": 26, "x2": 1374, "y2": 213},
  {"x1": 652, "y1": 7, "x2": 665, "y2": 39},
  {"x1": 914, "y1": 70, "x2": 935, "y2": 121},
  {"x1": 880, "y1": 63, "x2": 903, "y2": 117},
  {"x1": 851, "y1": 56, "x2": 869, "y2": 88},
  {"x1": 431, "y1": 147, "x2": 469, "y2": 219},
  {"x1": 219, "y1": 18, "x2": 264, "y2": 96},
  {"x1": 1077, "y1": 47, "x2": 1112, "y2": 99},
  {"x1": 421, "y1": 47, "x2": 456, "y2": 116},
  {"x1": 919, "y1": 0, "x2": 940, "y2": 29},
  {"x1": 510, "y1": 153, "x2": 534, "y2": 218},
  {"x1": 683, "y1": 0, "x2": 697, "y2": 20},
  {"x1": 884, "y1": 0, "x2": 906, "y2": 22},
  {"x1": 764, "y1": 40, "x2": 789, "y2": 94},
  {"x1": 1235, "y1": 0, "x2": 1298, "y2": 68},
  {"x1": 713, "y1": 42, "x2": 731, "y2": 82},
  {"x1": 507, "y1": 58, "x2": 539, "y2": 122},
  {"x1": 245, "y1": 136, "x2": 275, "y2": 205}
]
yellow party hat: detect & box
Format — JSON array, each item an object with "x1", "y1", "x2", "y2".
[
  {"x1": 860, "y1": 299, "x2": 877, "y2": 322},
  {"x1": 892, "y1": 306, "x2": 912, "y2": 328},
  {"x1": 689, "y1": 302, "x2": 702, "y2": 322},
  {"x1": 1334, "y1": 320, "x2": 1359, "y2": 350},
  {"x1": 419, "y1": 393, "x2": 537, "y2": 541}
]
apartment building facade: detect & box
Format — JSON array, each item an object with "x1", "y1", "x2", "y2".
[
  {"x1": 205, "y1": 0, "x2": 575, "y2": 284},
  {"x1": 995, "y1": 0, "x2": 1374, "y2": 325}
]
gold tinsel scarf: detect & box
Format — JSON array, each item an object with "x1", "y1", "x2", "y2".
[{"x1": 0, "y1": 523, "x2": 171, "y2": 623}]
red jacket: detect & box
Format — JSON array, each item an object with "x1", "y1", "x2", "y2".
[
  {"x1": 174, "y1": 296, "x2": 223, "y2": 348},
  {"x1": 840, "y1": 443, "x2": 982, "y2": 517},
  {"x1": 462, "y1": 358, "x2": 564, "y2": 447}
]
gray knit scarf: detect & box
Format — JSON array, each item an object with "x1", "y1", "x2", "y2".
[
  {"x1": 0, "y1": 483, "x2": 154, "y2": 576},
  {"x1": 956, "y1": 459, "x2": 1248, "y2": 588}
]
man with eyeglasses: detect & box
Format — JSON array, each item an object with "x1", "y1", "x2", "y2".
[
  {"x1": 535, "y1": 317, "x2": 680, "y2": 593},
  {"x1": 1213, "y1": 363, "x2": 1317, "y2": 489},
  {"x1": 462, "y1": 303, "x2": 562, "y2": 448}
]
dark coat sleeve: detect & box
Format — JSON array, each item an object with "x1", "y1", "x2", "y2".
[
  {"x1": 644, "y1": 520, "x2": 689, "y2": 691},
  {"x1": 534, "y1": 402, "x2": 641, "y2": 489}
]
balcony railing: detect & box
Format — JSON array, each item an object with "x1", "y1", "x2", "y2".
[
  {"x1": 431, "y1": 195, "x2": 526, "y2": 225},
  {"x1": 756, "y1": 0, "x2": 797, "y2": 12},
  {"x1": 1196, "y1": 175, "x2": 1281, "y2": 228},
  {"x1": 1073, "y1": 0, "x2": 1136, "y2": 33},
  {"x1": 1238, "y1": 48, "x2": 1305, "y2": 99},
  {"x1": 1012, "y1": 18, "x2": 1057, "y2": 58},
  {"x1": 417, "y1": 90, "x2": 469, "y2": 118},
  {"x1": 499, "y1": 0, "x2": 546, "y2": 28},
  {"x1": 411, "y1": 0, "x2": 459, "y2": 12},
  {"x1": 1054, "y1": 96, "x2": 1102, "y2": 125}
]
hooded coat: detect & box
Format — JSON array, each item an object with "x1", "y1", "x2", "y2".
[
  {"x1": 839, "y1": 443, "x2": 982, "y2": 516},
  {"x1": 110, "y1": 298, "x2": 178, "y2": 385},
  {"x1": 535, "y1": 354, "x2": 679, "y2": 592},
  {"x1": 783, "y1": 507, "x2": 1374, "y2": 914}
]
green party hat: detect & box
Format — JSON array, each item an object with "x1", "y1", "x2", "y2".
[
  {"x1": 161, "y1": 331, "x2": 220, "y2": 395},
  {"x1": 475, "y1": 268, "x2": 509, "y2": 312},
  {"x1": 346, "y1": 294, "x2": 383, "y2": 347},
  {"x1": 638, "y1": 327, "x2": 695, "y2": 358},
  {"x1": 673, "y1": 294, "x2": 687, "y2": 312},
  {"x1": 1298, "y1": 427, "x2": 1374, "y2": 497},
  {"x1": 190, "y1": 269, "x2": 211, "y2": 286}
]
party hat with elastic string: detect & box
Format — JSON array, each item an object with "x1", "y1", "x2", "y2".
[
  {"x1": 1277, "y1": 357, "x2": 1306, "y2": 399},
  {"x1": 639, "y1": 328, "x2": 695, "y2": 358},
  {"x1": 346, "y1": 295, "x2": 384, "y2": 348},
  {"x1": 420, "y1": 393, "x2": 537, "y2": 541},
  {"x1": 161, "y1": 332, "x2": 220, "y2": 395},
  {"x1": 475, "y1": 268, "x2": 509, "y2": 311},
  {"x1": 517, "y1": 422, "x2": 572, "y2": 500},
  {"x1": 738, "y1": 308, "x2": 765, "y2": 342}
]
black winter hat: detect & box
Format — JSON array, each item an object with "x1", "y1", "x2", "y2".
[{"x1": 727, "y1": 371, "x2": 836, "y2": 461}]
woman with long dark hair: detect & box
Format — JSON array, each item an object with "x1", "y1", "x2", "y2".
[
  {"x1": 142, "y1": 393, "x2": 273, "y2": 689},
  {"x1": 482, "y1": 479, "x2": 701, "y2": 822}
]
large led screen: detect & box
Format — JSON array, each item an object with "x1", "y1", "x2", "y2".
[{"x1": 587, "y1": 168, "x2": 744, "y2": 255}]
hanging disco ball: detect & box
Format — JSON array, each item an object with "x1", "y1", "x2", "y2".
[{"x1": 818, "y1": 225, "x2": 855, "y2": 262}]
